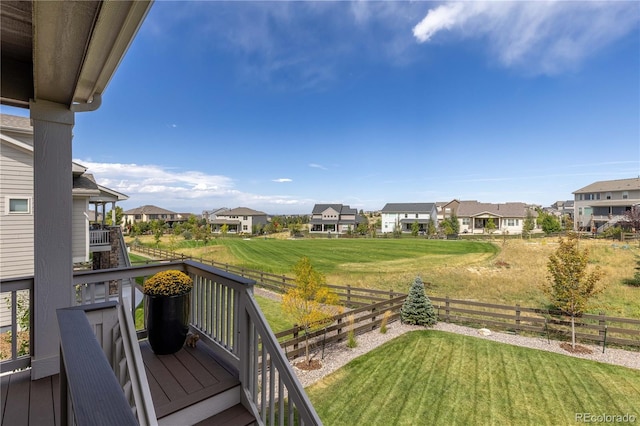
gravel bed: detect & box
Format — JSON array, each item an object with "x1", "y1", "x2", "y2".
[{"x1": 292, "y1": 321, "x2": 640, "y2": 388}]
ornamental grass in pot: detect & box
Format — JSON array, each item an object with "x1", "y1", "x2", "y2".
[{"x1": 143, "y1": 270, "x2": 193, "y2": 355}]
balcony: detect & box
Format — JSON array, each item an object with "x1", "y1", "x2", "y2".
[
  {"x1": 1, "y1": 261, "x2": 321, "y2": 425},
  {"x1": 89, "y1": 226, "x2": 113, "y2": 252}
]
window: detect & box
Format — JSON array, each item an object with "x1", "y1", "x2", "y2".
[
  {"x1": 7, "y1": 197, "x2": 30, "y2": 214},
  {"x1": 506, "y1": 219, "x2": 519, "y2": 226},
  {"x1": 578, "y1": 208, "x2": 583, "y2": 215},
  {"x1": 623, "y1": 191, "x2": 629, "y2": 200},
  {"x1": 243, "y1": 216, "x2": 248, "y2": 220},
  {"x1": 242, "y1": 225, "x2": 248, "y2": 231},
  {"x1": 415, "y1": 214, "x2": 419, "y2": 218},
  {"x1": 404, "y1": 214, "x2": 408, "y2": 218},
  {"x1": 606, "y1": 192, "x2": 611, "y2": 200},
  {"x1": 462, "y1": 218, "x2": 470, "y2": 225}
]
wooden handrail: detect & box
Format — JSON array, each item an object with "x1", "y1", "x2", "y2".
[{"x1": 57, "y1": 304, "x2": 138, "y2": 426}]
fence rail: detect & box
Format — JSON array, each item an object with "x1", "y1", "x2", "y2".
[{"x1": 129, "y1": 245, "x2": 640, "y2": 351}]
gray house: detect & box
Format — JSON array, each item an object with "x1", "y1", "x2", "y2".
[
  {"x1": 573, "y1": 177, "x2": 640, "y2": 232},
  {"x1": 206, "y1": 206, "x2": 268, "y2": 234},
  {"x1": 309, "y1": 204, "x2": 362, "y2": 234},
  {"x1": 1, "y1": 114, "x2": 129, "y2": 275}
]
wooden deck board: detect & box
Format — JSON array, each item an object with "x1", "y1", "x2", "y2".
[
  {"x1": 29, "y1": 375, "x2": 56, "y2": 426},
  {"x1": 2, "y1": 369, "x2": 31, "y2": 425},
  {"x1": 175, "y1": 349, "x2": 218, "y2": 387},
  {"x1": 194, "y1": 403, "x2": 256, "y2": 426},
  {"x1": 0, "y1": 340, "x2": 242, "y2": 426},
  {"x1": 140, "y1": 340, "x2": 241, "y2": 420}
]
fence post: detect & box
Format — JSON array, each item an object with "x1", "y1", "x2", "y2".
[
  {"x1": 282, "y1": 275, "x2": 287, "y2": 292},
  {"x1": 293, "y1": 324, "x2": 299, "y2": 352},
  {"x1": 371, "y1": 306, "x2": 377, "y2": 331},
  {"x1": 598, "y1": 311, "x2": 606, "y2": 345},
  {"x1": 515, "y1": 304, "x2": 521, "y2": 335},
  {"x1": 445, "y1": 296, "x2": 450, "y2": 322},
  {"x1": 337, "y1": 317, "x2": 343, "y2": 336},
  {"x1": 347, "y1": 285, "x2": 351, "y2": 307}
]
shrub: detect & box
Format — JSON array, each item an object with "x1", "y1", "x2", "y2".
[
  {"x1": 401, "y1": 276, "x2": 437, "y2": 326},
  {"x1": 346, "y1": 314, "x2": 357, "y2": 348},
  {"x1": 143, "y1": 270, "x2": 193, "y2": 296},
  {"x1": 380, "y1": 310, "x2": 391, "y2": 334}
]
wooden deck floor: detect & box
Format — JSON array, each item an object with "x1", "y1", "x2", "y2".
[
  {"x1": 0, "y1": 369, "x2": 60, "y2": 426},
  {"x1": 140, "y1": 340, "x2": 240, "y2": 420},
  {"x1": 1, "y1": 341, "x2": 244, "y2": 426}
]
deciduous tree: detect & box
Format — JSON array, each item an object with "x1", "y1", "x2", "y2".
[
  {"x1": 542, "y1": 233, "x2": 604, "y2": 349},
  {"x1": 522, "y1": 209, "x2": 535, "y2": 239},
  {"x1": 281, "y1": 257, "x2": 340, "y2": 365}
]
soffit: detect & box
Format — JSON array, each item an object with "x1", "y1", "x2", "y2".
[{"x1": 1, "y1": 0, "x2": 152, "y2": 109}]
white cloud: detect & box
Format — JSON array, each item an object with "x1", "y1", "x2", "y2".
[
  {"x1": 309, "y1": 163, "x2": 327, "y2": 170},
  {"x1": 76, "y1": 160, "x2": 318, "y2": 213},
  {"x1": 413, "y1": 2, "x2": 640, "y2": 75}
]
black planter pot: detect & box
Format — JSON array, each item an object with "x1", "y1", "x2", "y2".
[{"x1": 145, "y1": 292, "x2": 191, "y2": 355}]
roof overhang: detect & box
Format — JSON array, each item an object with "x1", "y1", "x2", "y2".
[
  {"x1": 1, "y1": 0, "x2": 153, "y2": 109},
  {"x1": 90, "y1": 185, "x2": 129, "y2": 203}
]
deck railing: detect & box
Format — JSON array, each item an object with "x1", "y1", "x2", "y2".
[
  {"x1": 89, "y1": 228, "x2": 111, "y2": 246},
  {"x1": 72, "y1": 260, "x2": 322, "y2": 425},
  {"x1": 0, "y1": 276, "x2": 33, "y2": 373},
  {"x1": 57, "y1": 302, "x2": 151, "y2": 425}
]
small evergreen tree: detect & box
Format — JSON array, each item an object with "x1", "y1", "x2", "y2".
[{"x1": 400, "y1": 277, "x2": 437, "y2": 326}]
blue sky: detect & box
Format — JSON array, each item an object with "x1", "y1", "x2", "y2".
[{"x1": 3, "y1": 1, "x2": 639, "y2": 215}]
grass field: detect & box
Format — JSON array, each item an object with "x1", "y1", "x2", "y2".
[
  {"x1": 128, "y1": 234, "x2": 640, "y2": 318},
  {"x1": 306, "y1": 330, "x2": 640, "y2": 425}
]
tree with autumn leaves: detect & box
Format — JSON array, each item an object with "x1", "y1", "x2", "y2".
[
  {"x1": 282, "y1": 256, "x2": 341, "y2": 365},
  {"x1": 543, "y1": 233, "x2": 604, "y2": 349}
]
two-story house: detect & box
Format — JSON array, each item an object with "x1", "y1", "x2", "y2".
[
  {"x1": 1, "y1": 114, "x2": 129, "y2": 276},
  {"x1": 573, "y1": 177, "x2": 640, "y2": 232},
  {"x1": 207, "y1": 207, "x2": 268, "y2": 234},
  {"x1": 309, "y1": 204, "x2": 362, "y2": 234},
  {"x1": 122, "y1": 205, "x2": 187, "y2": 227},
  {"x1": 380, "y1": 203, "x2": 437, "y2": 234}
]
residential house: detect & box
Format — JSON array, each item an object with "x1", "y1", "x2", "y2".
[
  {"x1": 573, "y1": 177, "x2": 640, "y2": 232},
  {"x1": 551, "y1": 200, "x2": 574, "y2": 217},
  {"x1": 1, "y1": 114, "x2": 129, "y2": 274},
  {"x1": 309, "y1": 204, "x2": 362, "y2": 234},
  {"x1": 122, "y1": 205, "x2": 187, "y2": 227},
  {"x1": 435, "y1": 200, "x2": 461, "y2": 223},
  {"x1": 1, "y1": 3, "x2": 318, "y2": 424},
  {"x1": 207, "y1": 207, "x2": 268, "y2": 234},
  {"x1": 201, "y1": 207, "x2": 229, "y2": 223},
  {"x1": 456, "y1": 201, "x2": 535, "y2": 234},
  {"x1": 380, "y1": 203, "x2": 437, "y2": 234}
]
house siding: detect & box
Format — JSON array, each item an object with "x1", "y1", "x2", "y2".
[
  {"x1": 72, "y1": 197, "x2": 89, "y2": 263},
  {"x1": 0, "y1": 135, "x2": 34, "y2": 279}
]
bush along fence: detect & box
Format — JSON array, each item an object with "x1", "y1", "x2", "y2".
[{"x1": 130, "y1": 245, "x2": 640, "y2": 354}]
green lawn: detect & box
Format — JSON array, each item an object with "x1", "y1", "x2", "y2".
[
  {"x1": 213, "y1": 239, "x2": 498, "y2": 275},
  {"x1": 254, "y1": 295, "x2": 292, "y2": 334},
  {"x1": 307, "y1": 331, "x2": 640, "y2": 425}
]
